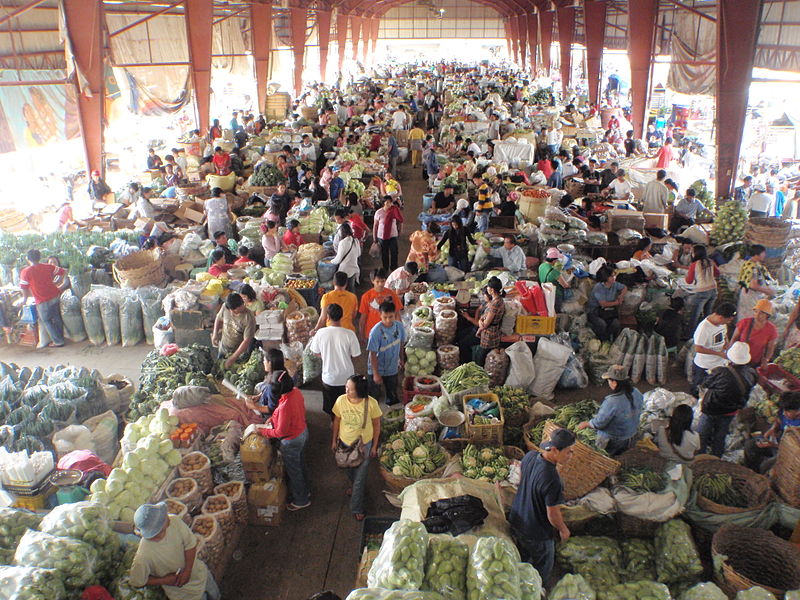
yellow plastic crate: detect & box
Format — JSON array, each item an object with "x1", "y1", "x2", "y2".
[{"x1": 515, "y1": 315, "x2": 556, "y2": 335}]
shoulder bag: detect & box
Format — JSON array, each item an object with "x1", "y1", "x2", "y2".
[{"x1": 334, "y1": 398, "x2": 369, "y2": 468}]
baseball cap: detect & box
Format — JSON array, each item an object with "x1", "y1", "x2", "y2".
[
  {"x1": 601, "y1": 364, "x2": 630, "y2": 381},
  {"x1": 134, "y1": 502, "x2": 168, "y2": 539},
  {"x1": 541, "y1": 428, "x2": 576, "y2": 451}
]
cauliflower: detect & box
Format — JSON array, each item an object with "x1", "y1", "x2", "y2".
[
  {"x1": 463, "y1": 456, "x2": 478, "y2": 469},
  {"x1": 412, "y1": 446, "x2": 429, "y2": 460},
  {"x1": 479, "y1": 448, "x2": 495, "y2": 462},
  {"x1": 391, "y1": 438, "x2": 405, "y2": 452}
]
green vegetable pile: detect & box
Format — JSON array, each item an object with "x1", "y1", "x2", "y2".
[
  {"x1": 689, "y1": 179, "x2": 716, "y2": 214},
  {"x1": 556, "y1": 536, "x2": 622, "y2": 591},
  {"x1": 709, "y1": 200, "x2": 747, "y2": 246},
  {"x1": 423, "y1": 535, "x2": 468, "y2": 599},
  {"x1": 653, "y1": 519, "x2": 703, "y2": 585},
  {"x1": 460, "y1": 444, "x2": 509, "y2": 482},
  {"x1": 441, "y1": 363, "x2": 489, "y2": 395},
  {"x1": 0, "y1": 230, "x2": 138, "y2": 272},
  {"x1": 14, "y1": 529, "x2": 97, "y2": 592},
  {"x1": 130, "y1": 345, "x2": 214, "y2": 420},
  {"x1": 367, "y1": 520, "x2": 428, "y2": 590},
  {"x1": 405, "y1": 347, "x2": 438, "y2": 377},
  {"x1": 381, "y1": 407, "x2": 406, "y2": 438},
  {"x1": 466, "y1": 536, "x2": 521, "y2": 600},
  {"x1": 527, "y1": 399, "x2": 605, "y2": 453},
  {"x1": 0, "y1": 565, "x2": 68, "y2": 600},
  {"x1": 249, "y1": 163, "x2": 286, "y2": 187},
  {"x1": 0, "y1": 508, "x2": 42, "y2": 551},
  {"x1": 678, "y1": 582, "x2": 728, "y2": 600},
  {"x1": 736, "y1": 588, "x2": 781, "y2": 600},
  {"x1": 619, "y1": 467, "x2": 667, "y2": 493},
  {"x1": 110, "y1": 542, "x2": 168, "y2": 600},
  {"x1": 693, "y1": 473, "x2": 747, "y2": 508},
  {"x1": 550, "y1": 573, "x2": 596, "y2": 600},
  {"x1": 216, "y1": 348, "x2": 265, "y2": 395},
  {"x1": 598, "y1": 581, "x2": 671, "y2": 600},
  {"x1": 777, "y1": 347, "x2": 800, "y2": 377},
  {"x1": 517, "y1": 562, "x2": 543, "y2": 600},
  {"x1": 491, "y1": 386, "x2": 529, "y2": 424},
  {"x1": 620, "y1": 539, "x2": 656, "y2": 582},
  {"x1": 346, "y1": 590, "x2": 445, "y2": 600},
  {"x1": 379, "y1": 431, "x2": 446, "y2": 479}
]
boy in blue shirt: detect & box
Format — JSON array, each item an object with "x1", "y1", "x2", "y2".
[{"x1": 367, "y1": 300, "x2": 406, "y2": 405}]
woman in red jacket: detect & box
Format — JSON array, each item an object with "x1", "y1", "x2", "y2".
[{"x1": 258, "y1": 370, "x2": 310, "y2": 511}]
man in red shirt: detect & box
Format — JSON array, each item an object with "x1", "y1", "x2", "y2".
[
  {"x1": 282, "y1": 220, "x2": 303, "y2": 249},
  {"x1": 20, "y1": 249, "x2": 66, "y2": 348}
]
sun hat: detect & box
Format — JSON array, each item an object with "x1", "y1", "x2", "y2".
[
  {"x1": 133, "y1": 502, "x2": 168, "y2": 540},
  {"x1": 541, "y1": 428, "x2": 576, "y2": 451},
  {"x1": 601, "y1": 364, "x2": 630, "y2": 381},
  {"x1": 546, "y1": 247, "x2": 563, "y2": 260},
  {"x1": 753, "y1": 298, "x2": 774, "y2": 316},
  {"x1": 456, "y1": 198, "x2": 469, "y2": 211},
  {"x1": 727, "y1": 341, "x2": 752, "y2": 366}
]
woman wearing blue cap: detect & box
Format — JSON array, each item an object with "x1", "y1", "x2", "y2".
[{"x1": 129, "y1": 501, "x2": 220, "y2": 600}]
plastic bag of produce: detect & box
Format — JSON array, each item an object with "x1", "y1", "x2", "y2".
[
  {"x1": 406, "y1": 346, "x2": 438, "y2": 377},
  {"x1": 0, "y1": 566, "x2": 67, "y2": 600},
  {"x1": 653, "y1": 519, "x2": 703, "y2": 585},
  {"x1": 505, "y1": 341, "x2": 536, "y2": 392},
  {"x1": 485, "y1": 349, "x2": 509, "y2": 387},
  {"x1": 408, "y1": 326, "x2": 435, "y2": 349},
  {"x1": 346, "y1": 591, "x2": 445, "y2": 600},
  {"x1": 14, "y1": 529, "x2": 97, "y2": 590},
  {"x1": 620, "y1": 538, "x2": 656, "y2": 582},
  {"x1": 556, "y1": 536, "x2": 622, "y2": 591},
  {"x1": 630, "y1": 334, "x2": 647, "y2": 384},
  {"x1": 302, "y1": 343, "x2": 322, "y2": 384},
  {"x1": 98, "y1": 288, "x2": 121, "y2": 345},
  {"x1": 81, "y1": 290, "x2": 105, "y2": 345},
  {"x1": 0, "y1": 508, "x2": 42, "y2": 549},
  {"x1": 785, "y1": 591, "x2": 800, "y2": 600},
  {"x1": 435, "y1": 310, "x2": 458, "y2": 345},
  {"x1": 600, "y1": 581, "x2": 671, "y2": 600},
  {"x1": 550, "y1": 574, "x2": 596, "y2": 600},
  {"x1": 531, "y1": 338, "x2": 571, "y2": 401},
  {"x1": 137, "y1": 286, "x2": 166, "y2": 346},
  {"x1": 367, "y1": 519, "x2": 428, "y2": 590},
  {"x1": 120, "y1": 293, "x2": 144, "y2": 347},
  {"x1": 557, "y1": 353, "x2": 589, "y2": 389},
  {"x1": 679, "y1": 582, "x2": 728, "y2": 600},
  {"x1": 736, "y1": 589, "x2": 780, "y2": 600},
  {"x1": 423, "y1": 534, "x2": 468, "y2": 600},
  {"x1": 466, "y1": 536, "x2": 521, "y2": 600},
  {"x1": 60, "y1": 290, "x2": 86, "y2": 342},
  {"x1": 518, "y1": 563, "x2": 542, "y2": 600},
  {"x1": 437, "y1": 345, "x2": 460, "y2": 372}
]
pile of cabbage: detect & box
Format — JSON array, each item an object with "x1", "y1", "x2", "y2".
[
  {"x1": 379, "y1": 431, "x2": 446, "y2": 479},
  {"x1": 88, "y1": 409, "x2": 182, "y2": 522},
  {"x1": 460, "y1": 445, "x2": 510, "y2": 483},
  {"x1": 405, "y1": 347, "x2": 438, "y2": 377}
]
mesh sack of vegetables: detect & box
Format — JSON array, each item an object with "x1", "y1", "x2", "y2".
[
  {"x1": 14, "y1": 529, "x2": 98, "y2": 591},
  {"x1": 620, "y1": 539, "x2": 656, "y2": 582},
  {"x1": 466, "y1": 536, "x2": 522, "y2": 600},
  {"x1": 679, "y1": 582, "x2": 728, "y2": 600},
  {"x1": 422, "y1": 534, "x2": 468, "y2": 600},
  {"x1": 0, "y1": 565, "x2": 67, "y2": 600},
  {"x1": 346, "y1": 590, "x2": 446, "y2": 600},
  {"x1": 39, "y1": 501, "x2": 120, "y2": 584},
  {"x1": 736, "y1": 589, "x2": 781, "y2": 600},
  {"x1": 0, "y1": 508, "x2": 42, "y2": 550},
  {"x1": 556, "y1": 536, "x2": 622, "y2": 591},
  {"x1": 367, "y1": 519, "x2": 428, "y2": 590},
  {"x1": 59, "y1": 291, "x2": 86, "y2": 342},
  {"x1": 518, "y1": 563, "x2": 543, "y2": 600},
  {"x1": 81, "y1": 290, "x2": 105, "y2": 345},
  {"x1": 653, "y1": 519, "x2": 703, "y2": 585},
  {"x1": 120, "y1": 293, "x2": 144, "y2": 347},
  {"x1": 598, "y1": 581, "x2": 671, "y2": 600},
  {"x1": 137, "y1": 286, "x2": 167, "y2": 346},
  {"x1": 302, "y1": 343, "x2": 322, "y2": 384},
  {"x1": 550, "y1": 573, "x2": 596, "y2": 600},
  {"x1": 98, "y1": 288, "x2": 122, "y2": 345}
]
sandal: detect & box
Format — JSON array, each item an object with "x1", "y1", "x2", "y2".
[{"x1": 354, "y1": 513, "x2": 365, "y2": 521}]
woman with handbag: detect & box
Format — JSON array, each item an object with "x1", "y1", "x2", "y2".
[
  {"x1": 331, "y1": 374, "x2": 382, "y2": 521},
  {"x1": 254, "y1": 370, "x2": 311, "y2": 511},
  {"x1": 330, "y1": 223, "x2": 361, "y2": 292}
]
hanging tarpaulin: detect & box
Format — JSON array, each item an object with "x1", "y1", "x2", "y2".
[
  {"x1": 666, "y1": 11, "x2": 716, "y2": 96},
  {"x1": 212, "y1": 16, "x2": 250, "y2": 77},
  {"x1": 0, "y1": 70, "x2": 79, "y2": 153}
]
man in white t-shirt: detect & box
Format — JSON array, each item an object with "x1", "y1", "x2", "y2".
[
  {"x1": 391, "y1": 106, "x2": 409, "y2": 132},
  {"x1": 309, "y1": 303, "x2": 361, "y2": 418},
  {"x1": 607, "y1": 169, "x2": 632, "y2": 199},
  {"x1": 691, "y1": 302, "x2": 737, "y2": 395}
]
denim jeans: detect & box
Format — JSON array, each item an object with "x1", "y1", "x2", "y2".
[
  {"x1": 203, "y1": 574, "x2": 221, "y2": 600},
  {"x1": 379, "y1": 237, "x2": 399, "y2": 271},
  {"x1": 281, "y1": 428, "x2": 310, "y2": 505},
  {"x1": 513, "y1": 533, "x2": 556, "y2": 583},
  {"x1": 37, "y1": 296, "x2": 65, "y2": 346},
  {"x1": 691, "y1": 363, "x2": 709, "y2": 396},
  {"x1": 476, "y1": 212, "x2": 490, "y2": 233},
  {"x1": 685, "y1": 289, "x2": 717, "y2": 338},
  {"x1": 347, "y1": 441, "x2": 372, "y2": 515},
  {"x1": 370, "y1": 373, "x2": 399, "y2": 405},
  {"x1": 697, "y1": 413, "x2": 735, "y2": 457}
]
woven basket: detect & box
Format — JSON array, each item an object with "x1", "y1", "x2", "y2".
[
  {"x1": 690, "y1": 456, "x2": 773, "y2": 514},
  {"x1": 712, "y1": 524, "x2": 800, "y2": 598},
  {"x1": 746, "y1": 217, "x2": 792, "y2": 246},
  {"x1": 615, "y1": 447, "x2": 670, "y2": 536},
  {"x1": 379, "y1": 446, "x2": 449, "y2": 493},
  {"x1": 112, "y1": 249, "x2": 165, "y2": 289},
  {"x1": 771, "y1": 427, "x2": 800, "y2": 507}
]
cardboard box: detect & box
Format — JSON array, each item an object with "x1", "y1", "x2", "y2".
[
  {"x1": 245, "y1": 470, "x2": 273, "y2": 485},
  {"x1": 173, "y1": 327, "x2": 212, "y2": 347},
  {"x1": 643, "y1": 213, "x2": 669, "y2": 230},
  {"x1": 247, "y1": 477, "x2": 286, "y2": 510},
  {"x1": 249, "y1": 502, "x2": 285, "y2": 527},
  {"x1": 171, "y1": 310, "x2": 205, "y2": 330},
  {"x1": 241, "y1": 433, "x2": 273, "y2": 469},
  {"x1": 175, "y1": 201, "x2": 205, "y2": 223}
]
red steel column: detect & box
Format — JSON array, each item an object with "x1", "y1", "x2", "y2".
[
  {"x1": 518, "y1": 14, "x2": 528, "y2": 69},
  {"x1": 350, "y1": 14, "x2": 362, "y2": 62},
  {"x1": 370, "y1": 18, "x2": 380, "y2": 66},
  {"x1": 336, "y1": 10, "x2": 349, "y2": 73},
  {"x1": 583, "y1": 0, "x2": 606, "y2": 106},
  {"x1": 504, "y1": 18, "x2": 513, "y2": 60},
  {"x1": 539, "y1": 10, "x2": 554, "y2": 77},
  {"x1": 359, "y1": 15, "x2": 369, "y2": 64},
  {"x1": 290, "y1": 6, "x2": 307, "y2": 97},
  {"x1": 62, "y1": 0, "x2": 104, "y2": 175},
  {"x1": 509, "y1": 14, "x2": 520, "y2": 64},
  {"x1": 317, "y1": 9, "x2": 332, "y2": 82},
  {"x1": 527, "y1": 12, "x2": 538, "y2": 74},
  {"x1": 627, "y1": 0, "x2": 658, "y2": 138},
  {"x1": 184, "y1": 0, "x2": 213, "y2": 135},
  {"x1": 556, "y1": 5, "x2": 575, "y2": 94},
  {"x1": 716, "y1": 0, "x2": 764, "y2": 197},
  {"x1": 250, "y1": 1, "x2": 273, "y2": 113}
]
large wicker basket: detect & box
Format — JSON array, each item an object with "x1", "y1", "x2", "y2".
[
  {"x1": 712, "y1": 524, "x2": 800, "y2": 598},
  {"x1": 378, "y1": 446, "x2": 449, "y2": 493},
  {"x1": 615, "y1": 447, "x2": 670, "y2": 537},
  {"x1": 525, "y1": 420, "x2": 621, "y2": 500},
  {"x1": 746, "y1": 217, "x2": 792, "y2": 246},
  {"x1": 690, "y1": 456, "x2": 772, "y2": 514},
  {"x1": 112, "y1": 249, "x2": 165, "y2": 288},
  {"x1": 771, "y1": 427, "x2": 800, "y2": 507}
]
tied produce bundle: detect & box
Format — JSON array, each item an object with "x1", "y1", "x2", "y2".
[
  {"x1": 517, "y1": 563, "x2": 543, "y2": 600},
  {"x1": 466, "y1": 537, "x2": 522, "y2": 600},
  {"x1": 619, "y1": 467, "x2": 667, "y2": 493},
  {"x1": 346, "y1": 591, "x2": 445, "y2": 600},
  {"x1": 679, "y1": 582, "x2": 728, "y2": 600},
  {"x1": 653, "y1": 520, "x2": 703, "y2": 585},
  {"x1": 441, "y1": 363, "x2": 490, "y2": 395},
  {"x1": 598, "y1": 581, "x2": 671, "y2": 600},
  {"x1": 216, "y1": 348, "x2": 265, "y2": 395},
  {"x1": 368, "y1": 520, "x2": 428, "y2": 590},
  {"x1": 620, "y1": 539, "x2": 656, "y2": 582},
  {"x1": 693, "y1": 473, "x2": 747, "y2": 508},
  {"x1": 460, "y1": 445, "x2": 509, "y2": 483},
  {"x1": 380, "y1": 431, "x2": 447, "y2": 479},
  {"x1": 556, "y1": 536, "x2": 622, "y2": 591},
  {"x1": 0, "y1": 566, "x2": 67, "y2": 600},
  {"x1": 14, "y1": 529, "x2": 97, "y2": 591},
  {"x1": 550, "y1": 574, "x2": 596, "y2": 600},
  {"x1": 423, "y1": 535, "x2": 469, "y2": 600},
  {"x1": 491, "y1": 386, "x2": 529, "y2": 426},
  {"x1": 527, "y1": 399, "x2": 606, "y2": 454}
]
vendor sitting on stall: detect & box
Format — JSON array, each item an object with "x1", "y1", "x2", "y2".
[
  {"x1": 488, "y1": 235, "x2": 527, "y2": 278},
  {"x1": 587, "y1": 266, "x2": 627, "y2": 342},
  {"x1": 670, "y1": 188, "x2": 712, "y2": 234},
  {"x1": 283, "y1": 219, "x2": 304, "y2": 249},
  {"x1": 212, "y1": 292, "x2": 255, "y2": 368},
  {"x1": 538, "y1": 248, "x2": 572, "y2": 310},
  {"x1": 430, "y1": 183, "x2": 456, "y2": 214},
  {"x1": 208, "y1": 249, "x2": 234, "y2": 278},
  {"x1": 578, "y1": 364, "x2": 644, "y2": 456},
  {"x1": 744, "y1": 390, "x2": 800, "y2": 473}
]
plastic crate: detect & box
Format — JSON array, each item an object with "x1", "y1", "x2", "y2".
[
  {"x1": 757, "y1": 363, "x2": 800, "y2": 394},
  {"x1": 12, "y1": 487, "x2": 55, "y2": 510},
  {"x1": 463, "y1": 393, "x2": 504, "y2": 445},
  {"x1": 515, "y1": 315, "x2": 556, "y2": 335},
  {"x1": 359, "y1": 516, "x2": 397, "y2": 552},
  {"x1": 3, "y1": 469, "x2": 55, "y2": 497}
]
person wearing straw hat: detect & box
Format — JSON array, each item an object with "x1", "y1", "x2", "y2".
[
  {"x1": 696, "y1": 341, "x2": 757, "y2": 457},
  {"x1": 578, "y1": 365, "x2": 644, "y2": 456},
  {"x1": 129, "y1": 502, "x2": 220, "y2": 600},
  {"x1": 730, "y1": 298, "x2": 778, "y2": 368}
]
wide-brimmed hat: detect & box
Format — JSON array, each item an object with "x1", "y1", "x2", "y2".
[
  {"x1": 727, "y1": 341, "x2": 751, "y2": 366},
  {"x1": 753, "y1": 299, "x2": 774, "y2": 316},
  {"x1": 601, "y1": 364, "x2": 630, "y2": 381},
  {"x1": 134, "y1": 502, "x2": 168, "y2": 539}
]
